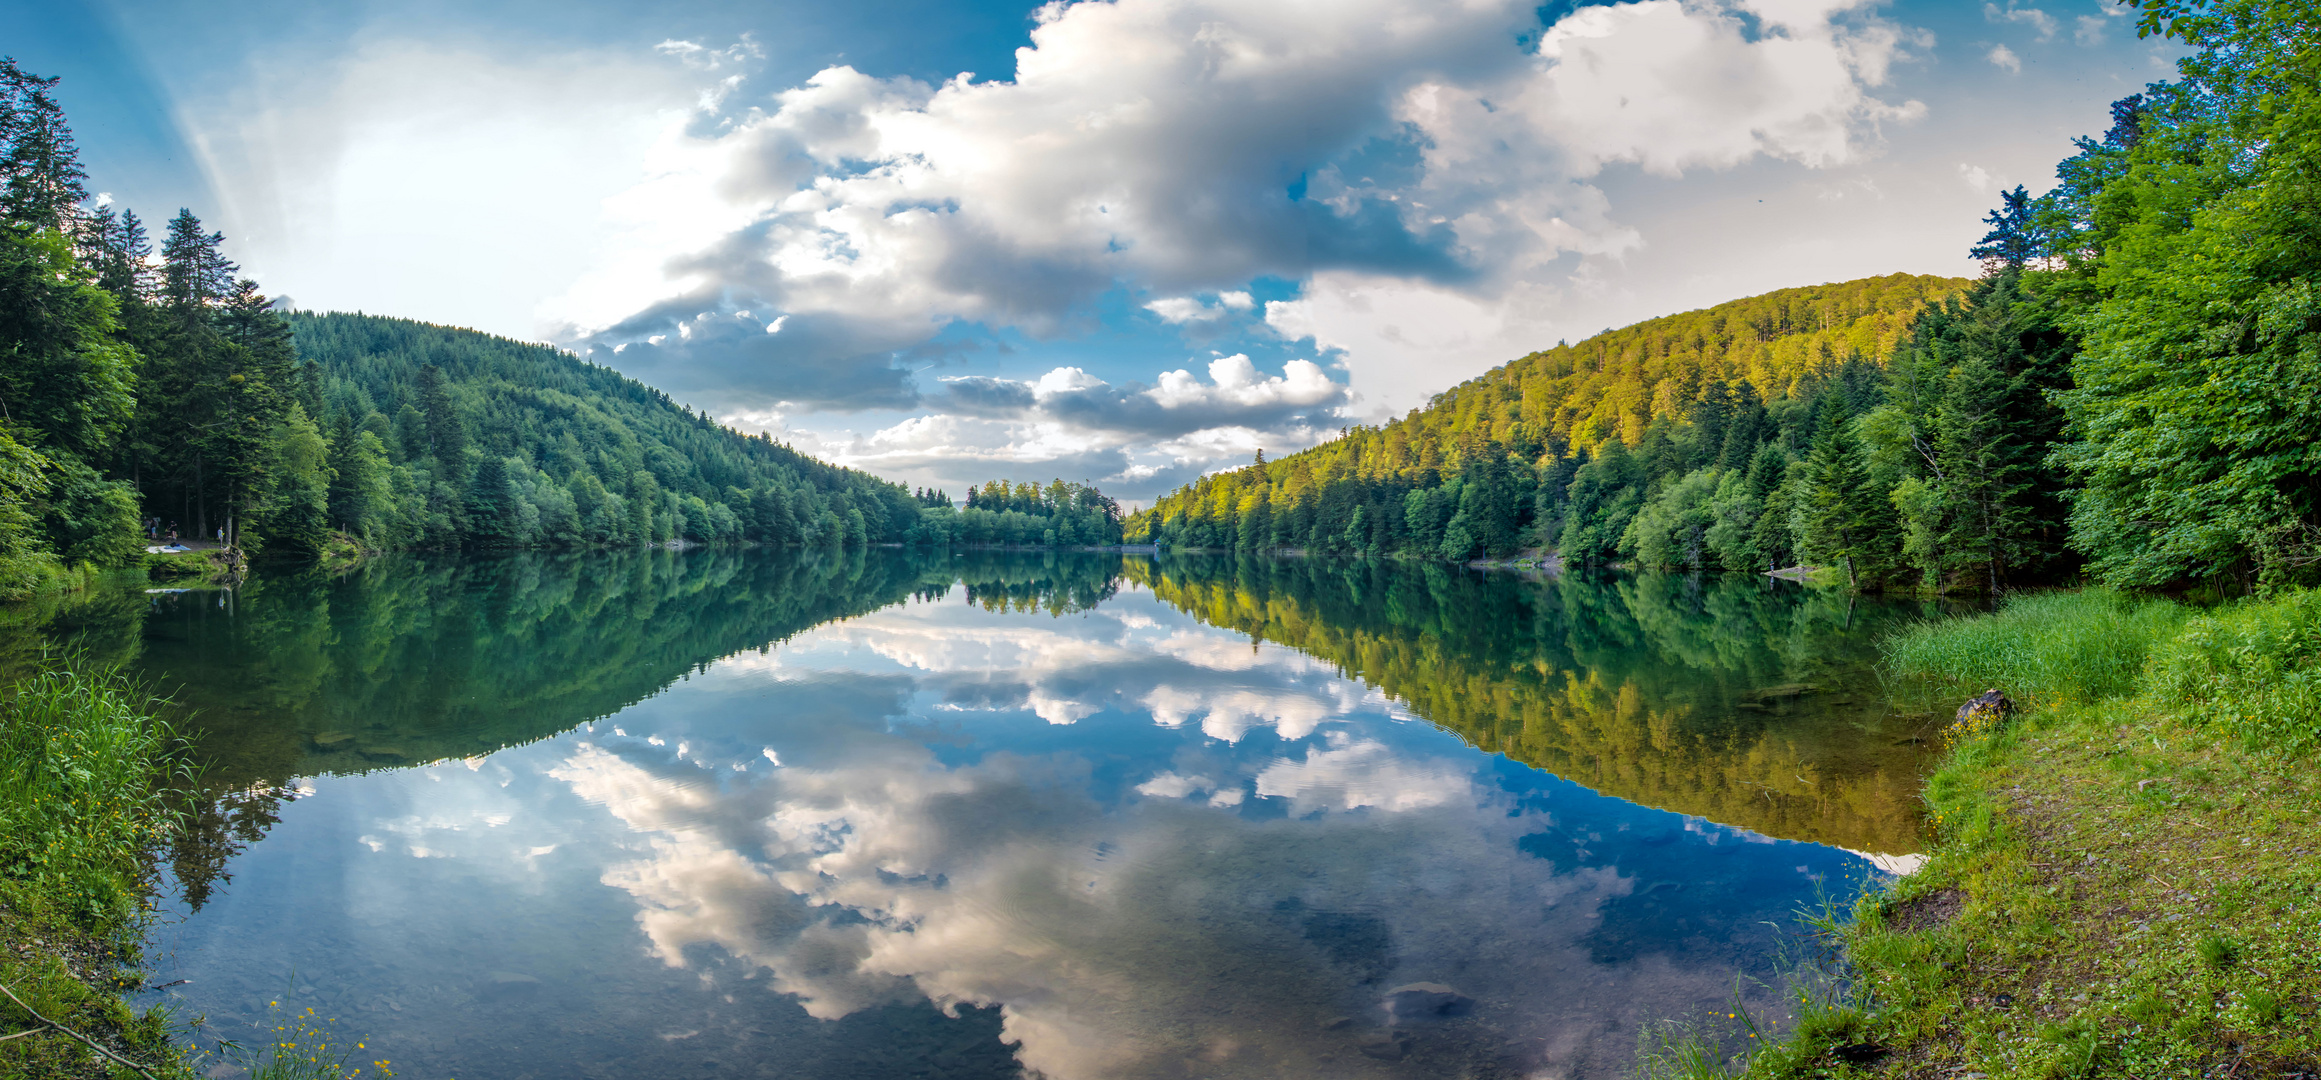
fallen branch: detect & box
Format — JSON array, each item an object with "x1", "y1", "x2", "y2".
[
  {"x1": 0, "y1": 1027, "x2": 46, "y2": 1043},
  {"x1": 0, "y1": 982, "x2": 162, "y2": 1080}
]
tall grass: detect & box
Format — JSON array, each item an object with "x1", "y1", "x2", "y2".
[
  {"x1": 1885, "y1": 586, "x2": 2321, "y2": 748},
  {"x1": 0, "y1": 663, "x2": 182, "y2": 927},
  {"x1": 1881, "y1": 590, "x2": 2190, "y2": 706}
]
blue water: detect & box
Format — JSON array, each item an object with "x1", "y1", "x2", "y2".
[{"x1": 100, "y1": 553, "x2": 1916, "y2": 1080}]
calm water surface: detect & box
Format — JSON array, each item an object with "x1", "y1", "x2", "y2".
[{"x1": 14, "y1": 551, "x2": 1950, "y2": 1080}]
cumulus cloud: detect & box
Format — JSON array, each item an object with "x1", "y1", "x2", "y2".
[
  {"x1": 553, "y1": 0, "x2": 1927, "y2": 426},
  {"x1": 812, "y1": 354, "x2": 1350, "y2": 497},
  {"x1": 1987, "y1": 44, "x2": 2024, "y2": 72},
  {"x1": 1957, "y1": 163, "x2": 1994, "y2": 191}
]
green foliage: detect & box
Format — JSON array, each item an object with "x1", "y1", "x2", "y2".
[
  {"x1": 2194, "y1": 933, "x2": 2241, "y2": 969},
  {"x1": 291, "y1": 313, "x2": 919, "y2": 552},
  {"x1": 0, "y1": 226, "x2": 135, "y2": 463},
  {"x1": 922, "y1": 479, "x2": 1125, "y2": 547},
  {"x1": 2046, "y1": 0, "x2": 2321, "y2": 588},
  {"x1": 1881, "y1": 589, "x2": 2190, "y2": 706},
  {"x1": 2145, "y1": 587, "x2": 2321, "y2": 749},
  {"x1": 0, "y1": 663, "x2": 179, "y2": 928},
  {"x1": 1130, "y1": 275, "x2": 1970, "y2": 566}
]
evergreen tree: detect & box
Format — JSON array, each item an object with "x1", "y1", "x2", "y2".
[
  {"x1": 1970, "y1": 185, "x2": 2041, "y2": 271},
  {"x1": 1801, "y1": 396, "x2": 1886, "y2": 587},
  {"x1": 256, "y1": 403, "x2": 330, "y2": 556},
  {"x1": 0, "y1": 61, "x2": 90, "y2": 232}
]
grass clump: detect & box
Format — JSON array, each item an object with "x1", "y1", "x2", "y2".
[
  {"x1": 0, "y1": 662, "x2": 387, "y2": 1079},
  {"x1": 0, "y1": 661, "x2": 193, "y2": 1078},
  {"x1": 203, "y1": 1000, "x2": 394, "y2": 1080},
  {"x1": 2146, "y1": 587, "x2": 2321, "y2": 749},
  {"x1": 1882, "y1": 589, "x2": 2189, "y2": 706},
  {"x1": 0, "y1": 664, "x2": 183, "y2": 927}
]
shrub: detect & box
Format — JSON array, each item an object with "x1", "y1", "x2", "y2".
[{"x1": 2145, "y1": 588, "x2": 2321, "y2": 749}]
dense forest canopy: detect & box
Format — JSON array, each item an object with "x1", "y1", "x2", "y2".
[
  {"x1": 1128, "y1": 274, "x2": 1975, "y2": 576},
  {"x1": 292, "y1": 312, "x2": 925, "y2": 552},
  {"x1": 1130, "y1": 0, "x2": 2320, "y2": 595}
]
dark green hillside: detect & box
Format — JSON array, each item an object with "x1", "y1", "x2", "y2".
[{"x1": 290, "y1": 312, "x2": 923, "y2": 550}]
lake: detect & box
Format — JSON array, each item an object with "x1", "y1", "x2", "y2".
[{"x1": 10, "y1": 550, "x2": 1948, "y2": 1079}]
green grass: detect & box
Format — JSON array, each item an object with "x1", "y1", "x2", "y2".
[
  {"x1": 141, "y1": 551, "x2": 221, "y2": 583},
  {"x1": 2146, "y1": 587, "x2": 2321, "y2": 749},
  {"x1": 0, "y1": 663, "x2": 182, "y2": 928},
  {"x1": 0, "y1": 662, "x2": 388, "y2": 1080},
  {"x1": 1723, "y1": 586, "x2": 2321, "y2": 1079},
  {"x1": 0, "y1": 661, "x2": 192, "y2": 1079},
  {"x1": 198, "y1": 999, "x2": 395, "y2": 1080},
  {"x1": 1882, "y1": 589, "x2": 2191, "y2": 706}
]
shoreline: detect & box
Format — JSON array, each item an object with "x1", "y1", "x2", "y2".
[{"x1": 1715, "y1": 591, "x2": 2321, "y2": 1079}]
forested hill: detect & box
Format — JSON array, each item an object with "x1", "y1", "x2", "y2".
[
  {"x1": 1127, "y1": 273, "x2": 1970, "y2": 564},
  {"x1": 291, "y1": 312, "x2": 921, "y2": 550},
  {"x1": 0, "y1": 60, "x2": 930, "y2": 601},
  {"x1": 1137, "y1": 0, "x2": 2321, "y2": 597}
]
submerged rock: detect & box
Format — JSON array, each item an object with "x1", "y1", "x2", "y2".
[
  {"x1": 478, "y1": 971, "x2": 542, "y2": 998},
  {"x1": 1382, "y1": 981, "x2": 1473, "y2": 1022},
  {"x1": 1354, "y1": 1030, "x2": 1411, "y2": 1060}
]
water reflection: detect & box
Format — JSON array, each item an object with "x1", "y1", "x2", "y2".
[
  {"x1": 1132, "y1": 555, "x2": 1946, "y2": 854},
  {"x1": 0, "y1": 551, "x2": 1946, "y2": 1079}
]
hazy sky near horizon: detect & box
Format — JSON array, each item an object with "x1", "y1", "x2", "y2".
[{"x1": 8, "y1": 0, "x2": 2179, "y2": 501}]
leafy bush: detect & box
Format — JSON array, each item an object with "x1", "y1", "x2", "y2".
[{"x1": 2146, "y1": 588, "x2": 2321, "y2": 749}]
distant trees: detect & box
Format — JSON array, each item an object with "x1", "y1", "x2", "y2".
[
  {"x1": 289, "y1": 313, "x2": 928, "y2": 552},
  {"x1": 1129, "y1": 275, "x2": 1979, "y2": 578},
  {"x1": 916, "y1": 479, "x2": 1124, "y2": 547}
]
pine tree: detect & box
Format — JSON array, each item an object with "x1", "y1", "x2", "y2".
[
  {"x1": 0, "y1": 62, "x2": 90, "y2": 232},
  {"x1": 466, "y1": 455, "x2": 516, "y2": 545},
  {"x1": 1801, "y1": 396, "x2": 1883, "y2": 588},
  {"x1": 161, "y1": 209, "x2": 236, "y2": 315},
  {"x1": 1970, "y1": 185, "x2": 2041, "y2": 271}
]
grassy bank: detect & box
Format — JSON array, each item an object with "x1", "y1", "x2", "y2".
[
  {"x1": 0, "y1": 664, "x2": 192, "y2": 1078},
  {"x1": 0, "y1": 664, "x2": 389, "y2": 1080},
  {"x1": 1666, "y1": 590, "x2": 2321, "y2": 1079}
]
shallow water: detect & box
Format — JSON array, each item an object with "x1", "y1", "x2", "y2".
[{"x1": 13, "y1": 550, "x2": 1947, "y2": 1079}]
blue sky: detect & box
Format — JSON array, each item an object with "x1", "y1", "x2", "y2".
[{"x1": 8, "y1": 0, "x2": 2181, "y2": 501}]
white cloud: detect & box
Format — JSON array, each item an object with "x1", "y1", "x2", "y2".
[
  {"x1": 1958, "y1": 163, "x2": 1993, "y2": 191},
  {"x1": 1988, "y1": 44, "x2": 2023, "y2": 72},
  {"x1": 1253, "y1": 736, "x2": 1472, "y2": 812},
  {"x1": 1984, "y1": 3, "x2": 2059, "y2": 41},
  {"x1": 557, "y1": 0, "x2": 1927, "y2": 418}
]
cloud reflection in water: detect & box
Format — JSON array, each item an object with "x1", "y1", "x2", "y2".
[{"x1": 544, "y1": 587, "x2": 1871, "y2": 1079}]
